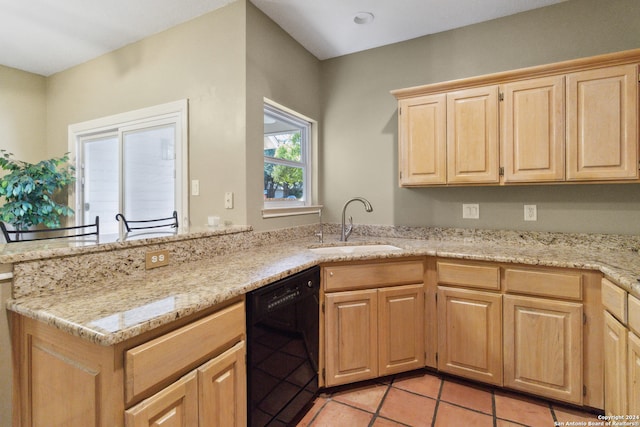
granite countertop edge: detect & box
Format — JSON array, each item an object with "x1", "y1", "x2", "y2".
[{"x1": 7, "y1": 235, "x2": 640, "y2": 346}]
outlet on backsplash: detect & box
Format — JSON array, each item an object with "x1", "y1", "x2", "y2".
[{"x1": 145, "y1": 249, "x2": 170, "y2": 269}]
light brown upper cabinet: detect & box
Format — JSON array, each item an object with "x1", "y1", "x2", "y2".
[
  {"x1": 566, "y1": 64, "x2": 638, "y2": 181},
  {"x1": 398, "y1": 94, "x2": 446, "y2": 185},
  {"x1": 447, "y1": 86, "x2": 500, "y2": 184},
  {"x1": 501, "y1": 75, "x2": 565, "y2": 182},
  {"x1": 392, "y1": 48, "x2": 640, "y2": 186}
]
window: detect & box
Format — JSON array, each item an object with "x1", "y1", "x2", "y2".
[
  {"x1": 69, "y1": 100, "x2": 188, "y2": 237},
  {"x1": 263, "y1": 101, "x2": 315, "y2": 214}
]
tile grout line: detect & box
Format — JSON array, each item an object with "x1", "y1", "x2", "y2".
[
  {"x1": 367, "y1": 376, "x2": 394, "y2": 427},
  {"x1": 492, "y1": 388, "x2": 497, "y2": 427},
  {"x1": 314, "y1": 378, "x2": 398, "y2": 426},
  {"x1": 430, "y1": 376, "x2": 445, "y2": 427},
  {"x1": 369, "y1": 375, "x2": 410, "y2": 427},
  {"x1": 305, "y1": 397, "x2": 330, "y2": 427},
  {"x1": 432, "y1": 384, "x2": 496, "y2": 417},
  {"x1": 550, "y1": 401, "x2": 559, "y2": 424}
]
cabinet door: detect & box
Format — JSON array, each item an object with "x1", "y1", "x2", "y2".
[
  {"x1": 502, "y1": 76, "x2": 565, "y2": 182},
  {"x1": 18, "y1": 316, "x2": 119, "y2": 427},
  {"x1": 398, "y1": 94, "x2": 447, "y2": 185},
  {"x1": 437, "y1": 287, "x2": 502, "y2": 385},
  {"x1": 603, "y1": 311, "x2": 628, "y2": 415},
  {"x1": 447, "y1": 86, "x2": 500, "y2": 183},
  {"x1": 629, "y1": 332, "x2": 640, "y2": 416},
  {"x1": 198, "y1": 341, "x2": 246, "y2": 427},
  {"x1": 566, "y1": 64, "x2": 638, "y2": 181},
  {"x1": 125, "y1": 371, "x2": 198, "y2": 427},
  {"x1": 378, "y1": 284, "x2": 425, "y2": 376},
  {"x1": 503, "y1": 295, "x2": 583, "y2": 405},
  {"x1": 325, "y1": 289, "x2": 378, "y2": 386}
]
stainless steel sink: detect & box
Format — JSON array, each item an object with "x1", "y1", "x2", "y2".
[{"x1": 309, "y1": 244, "x2": 402, "y2": 255}]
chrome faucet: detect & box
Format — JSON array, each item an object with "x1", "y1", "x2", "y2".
[{"x1": 340, "y1": 197, "x2": 373, "y2": 241}]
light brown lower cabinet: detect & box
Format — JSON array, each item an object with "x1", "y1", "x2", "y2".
[
  {"x1": 602, "y1": 283, "x2": 640, "y2": 416},
  {"x1": 503, "y1": 295, "x2": 583, "y2": 404},
  {"x1": 324, "y1": 282, "x2": 425, "y2": 387},
  {"x1": 125, "y1": 341, "x2": 246, "y2": 427},
  {"x1": 436, "y1": 259, "x2": 603, "y2": 409},
  {"x1": 379, "y1": 285, "x2": 426, "y2": 375},
  {"x1": 436, "y1": 286, "x2": 503, "y2": 385},
  {"x1": 125, "y1": 370, "x2": 199, "y2": 427},
  {"x1": 628, "y1": 331, "x2": 640, "y2": 416},
  {"x1": 603, "y1": 311, "x2": 628, "y2": 415},
  {"x1": 324, "y1": 289, "x2": 379, "y2": 386}
]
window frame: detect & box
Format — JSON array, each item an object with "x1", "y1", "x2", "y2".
[
  {"x1": 262, "y1": 99, "x2": 320, "y2": 218},
  {"x1": 68, "y1": 100, "x2": 188, "y2": 232}
]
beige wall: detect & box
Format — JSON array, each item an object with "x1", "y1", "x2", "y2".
[
  {"x1": 245, "y1": 3, "x2": 322, "y2": 231},
  {"x1": 0, "y1": 68, "x2": 46, "y2": 423},
  {"x1": 0, "y1": 65, "x2": 46, "y2": 162},
  {"x1": 45, "y1": 1, "x2": 248, "y2": 229},
  {"x1": 320, "y1": 0, "x2": 640, "y2": 234},
  {"x1": 41, "y1": 0, "x2": 323, "y2": 232}
]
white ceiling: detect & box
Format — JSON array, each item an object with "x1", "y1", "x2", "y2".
[
  {"x1": 251, "y1": 0, "x2": 567, "y2": 60},
  {"x1": 0, "y1": 0, "x2": 234, "y2": 76},
  {"x1": 0, "y1": 0, "x2": 567, "y2": 76}
]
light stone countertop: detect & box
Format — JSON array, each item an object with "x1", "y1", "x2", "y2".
[
  {"x1": 0, "y1": 224, "x2": 252, "y2": 264},
  {"x1": 6, "y1": 229, "x2": 640, "y2": 346}
]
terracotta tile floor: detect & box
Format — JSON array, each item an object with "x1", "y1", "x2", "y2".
[{"x1": 297, "y1": 370, "x2": 602, "y2": 427}]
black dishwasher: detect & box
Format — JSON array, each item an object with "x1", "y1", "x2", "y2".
[{"x1": 246, "y1": 266, "x2": 320, "y2": 427}]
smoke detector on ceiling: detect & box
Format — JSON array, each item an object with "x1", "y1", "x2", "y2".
[{"x1": 353, "y1": 12, "x2": 374, "y2": 25}]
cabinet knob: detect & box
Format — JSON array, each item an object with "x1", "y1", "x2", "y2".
[{"x1": 329, "y1": 271, "x2": 334, "y2": 277}]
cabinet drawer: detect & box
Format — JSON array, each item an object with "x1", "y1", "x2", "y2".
[
  {"x1": 629, "y1": 294, "x2": 640, "y2": 335},
  {"x1": 504, "y1": 268, "x2": 582, "y2": 300},
  {"x1": 324, "y1": 260, "x2": 423, "y2": 292},
  {"x1": 125, "y1": 301, "x2": 245, "y2": 403},
  {"x1": 602, "y1": 278, "x2": 627, "y2": 323},
  {"x1": 437, "y1": 260, "x2": 500, "y2": 290}
]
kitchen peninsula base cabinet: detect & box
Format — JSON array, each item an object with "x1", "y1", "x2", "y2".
[
  {"x1": 435, "y1": 259, "x2": 603, "y2": 409},
  {"x1": 602, "y1": 278, "x2": 640, "y2": 416},
  {"x1": 321, "y1": 259, "x2": 425, "y2": 387},
  {"x1": 12, "y1": 297, "x2": 246, "y2": 427}
]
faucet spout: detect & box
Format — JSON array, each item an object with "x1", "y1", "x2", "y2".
[{"x1": 340, "y1": 197, "x2": 373, "y2": 241}]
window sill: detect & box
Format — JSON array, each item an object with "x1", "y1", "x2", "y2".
[{"x1": 262, "y1": 205, "x2": 323, "y2": 219}]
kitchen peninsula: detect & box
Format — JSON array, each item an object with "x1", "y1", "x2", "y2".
[{"x1": 4, "y1": 224, "x2": 640, "y2": 425}]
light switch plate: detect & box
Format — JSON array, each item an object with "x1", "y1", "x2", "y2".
[{"x1": 225, "y1": 192, "x2": 234, "y2": 209}]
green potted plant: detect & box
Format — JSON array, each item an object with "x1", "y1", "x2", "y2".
[{"x1": 0, "y1": 150, "x2": 76, "y2": 234}]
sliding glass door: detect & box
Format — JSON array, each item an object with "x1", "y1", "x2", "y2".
[{"x1": 79, "y1": 120, "x2": 177, "y2": 236}]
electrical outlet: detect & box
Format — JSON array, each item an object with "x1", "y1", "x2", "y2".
[
  {"x1": 191, "y1": 179, "x2": 199, "y2": 196},
  {"x1": 524, "y1": 204, "x2": 537, "y2": 221},
  {"x1": 145, "y1": 249, "x2": 170, "y2": 269},
  {"x1": 225, "y1": 192, "x2": 234, "y2": 209},
  {"x1": 462, "y1": 203, "x2": 479, "y2": 219}
]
